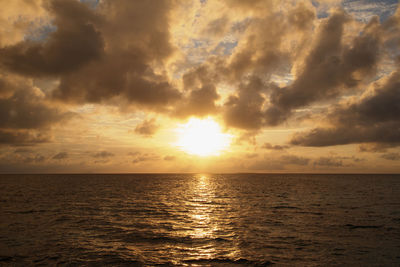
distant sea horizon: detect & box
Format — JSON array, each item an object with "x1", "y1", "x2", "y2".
[{"x1": 1, "y1": 172, "x2": 400, "y2": 174}]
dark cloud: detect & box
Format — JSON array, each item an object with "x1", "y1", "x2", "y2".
[
  {"x1": 0, "y1": 0, "x2": 103, "y2": 76},
  {"x1": 337, "y1": 155, "x2": 365, "y2": 163},
  {"x1": 23, "y1": 154, "x2": 46, "y2": 164},
  {"x1": 225, "y1": 14, "x2": 291, "y2": 84},
  {"x1": 0, "y1": 74, "x2": 23, "y2": 98},
  {"x1": 280, "y1": 155, "x2": 310, "y2": 166},
  {"x1": 226, "y1": 0, "x2": 274, "y2": 12},
  {"x1": 14, "y1": 148, "x2": 33, "y2": 153},
  {"x1": 94, "y1": 159, "x2": 110, "y2": 164},
  {"x1": 134, "y1": 118, "x2": 159, "y2": 137},
  {"x1": 2, "y1": 1, "x2": 386, "y2": 132},
  {"x1": 359, "y1": 143, "x2": 395, "y2": 153},
  {"x1": 219, "y1": 3, "x2": 315, "y2": 129},
  {"x1": 207, "y1": 7, "x2": 385, "y2": 130},
  {"x1": 92, "y1": 150, "x2": 114, "y2": 158},
  {"x1": 202, "y1": 16, "x2": 229, "y2": 37},
  {"x1": 0, "y1": 0, "x2": 398, "y2": 174},
  {"x1": 164, "y1": 155, "x2": 176, "y2": 161},
  {"x1": 291, "y1": 70, "x2": 400, "y2": 147},
  {"x1": 0, "y1": 87, "x2": 69, "y2": 130},
  {"x1": 50, "y1": 0, "x2": 181, "y2": 109},
  {"x1": 249, "y1": 153, "x2": 310, "y2": 170},
  {"x1": 175, "y1": 84, "x2": 219, "y2": 117},
  {"x1": 0, "y1": 74, "x2": 70, "y2": 146},
  {"x1": 52, "y1": 151, "x2": 68, "y2": 160},
  {"x1": 178, "y1": 4, "x2": 299, "y2": 128},
  {"x1": 245, "y1": 153, "x2": 258, "y2": 159},
  {"x1": 262, "y1": 142, "x2": 289, "y2": 150},
  {"x1": 291, "y1": 124, "x2": 400, "y2": 147},
  {"x1": 224, "y1": 76, "x2": 268, "y2": 130},
  {"x1": 381, "y1": 152, "x2": 400, "y2": 161},
  {"x1": 288, "y1": 2, "x2": 315, "y2": 30},
  {"x1": 313, "y1": 157, "x2": 343, "y2": 167},
  {"x1": 174, "y1": 63, "x2": 222, "y2": 118},
  {"x1": 249, "y1": 160, "x2": 286, "y2": 171},
  {"x1": 129, "y1": 152, "x2": 160, "y2": 164},
  {"x1": 0, "y1": 130, "x2": 50, "y2": 146},
  {"x1": 0, "y1": 0, "x2": 182, "y2": 110},
  {"x1": 265, "y1": 11, "x2": 381, "y2": 125}
]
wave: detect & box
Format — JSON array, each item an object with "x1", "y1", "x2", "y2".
[
  {"x1": 271, "y1": 205, "x2": 300, "y2": 210},
  {"x1": 183, "y1": 258, "x2": 274, "y2": 266},
  {"x1": 345, "y1": 224, "x2": 383, "y2": 230},
  {"x1": 121, "y1": 232, "x2": 231, "y2": 245}
]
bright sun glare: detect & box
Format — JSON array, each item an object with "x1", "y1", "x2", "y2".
[{"x1": 176, "y1": 118, "x2": 232, "y2": 156}]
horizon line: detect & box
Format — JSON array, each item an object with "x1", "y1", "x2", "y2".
[{"x1": 1, "y1": 172, "x2": 399, "y2": 175}]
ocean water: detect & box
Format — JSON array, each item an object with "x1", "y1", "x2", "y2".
[{"x1": 0, "y1": 174, "x2": 399, "y2": 266}]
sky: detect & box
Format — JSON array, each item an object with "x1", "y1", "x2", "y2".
[{"x1": 0, "y1": 0, "x2": 399, "y2": 173}]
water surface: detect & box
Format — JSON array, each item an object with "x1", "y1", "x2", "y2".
[{"x1": 0, "y1": 174, "x2": 399, "y2": 266}]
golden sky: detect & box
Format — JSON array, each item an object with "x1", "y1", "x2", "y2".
[{"x1": 0, "y1": 0, "x2": 399, "y2": 173}]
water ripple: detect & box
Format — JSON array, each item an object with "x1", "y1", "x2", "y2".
[{"x1": 0, "y1": 173, "x2": 399, "y2": 265}]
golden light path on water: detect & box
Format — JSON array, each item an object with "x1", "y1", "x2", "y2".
[{"x1": 182, "y1": 174, "x2": 240, "y2": 262}]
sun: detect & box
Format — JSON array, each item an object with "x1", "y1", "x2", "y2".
[{"x1": 175, "y1": 118, "x2": 232, "y2": 156}]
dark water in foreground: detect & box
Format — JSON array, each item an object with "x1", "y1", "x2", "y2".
[{"x1": 0, "y1": 174, "x2": 400, "y2": 266}]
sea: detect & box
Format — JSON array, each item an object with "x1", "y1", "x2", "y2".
[{"x1": 0, "y1": 174, "x2": 399, "y2": 266}]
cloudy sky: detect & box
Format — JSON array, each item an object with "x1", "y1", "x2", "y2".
[{"x1": 0, "y1": 0, "x2": 399, "y2": 173}]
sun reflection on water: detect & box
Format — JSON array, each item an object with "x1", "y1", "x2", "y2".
[
  {"x1": 185, "y1": 175, "x2": 219, "y2": 258},
  {"x1": 171, "y1": 174, "x2": 241, "y2": 262},
  {"x1": 188, "y1": 175, "x2": 214, "y2": 238}
]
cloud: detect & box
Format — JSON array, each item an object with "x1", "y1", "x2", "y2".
[
  {"x1": 249, "y1": 160, "x2": 286, "y2": 171},
  {"x1": 313, "y1": 156, "x2": 343, "y2": 167},
  {"x1": 172, "y1": 2, "x2": 315, "y2": 127},
  {"x1": 23, "y1": 154, "x2": 46, "y2": 164},
  {"x1": 0, "y1": 1, "x2": 393, "y2": 131},
  {"x1": 280, "y1": 155, "x2": 310, "y2": 165},
  {"x1": 224, "y1": 7, "x2": 297, "y2": 83},
  {"x1": 0, "y1": 86, "x2": 69, "y2": 130},
  {"x1": 381, "y1": 152, "x2": 400, "y2": 161},
  {"x1": 0, "y1": 0, "x2": 47, "y2": 47},
  {"x1": 190, "y1": 3, "x2": 379, "y2": 130},
  {"x1": 172, "y1": 60, "x2": 224, "y2": 118},
  {"x1": 134, "y1": 118, "x2": 159, "y2": 137},
  {"x1": 249, "y1": 153, "x2": 310, "y2": 170},
  {"x1": 14, "y1": 148, "x2": 33, "y2": 153},
  {"x1": 0, "y1": 0, "x2": 103, "y2": 76},
  {"x1": 129, "y1": 151, "x2": 160, "y2": 164},
  {"x1": 201, "y1": 16, "x2": 230, "y2": 37},
  {"x1": 265, "y1": 11, "x2": 381, "y2": 125},
  {"x1": 262, "y1": 142, "x2": 289, "y2": 150},
  {"x1": 291, "y1": 70, "x2": 400, "y2": 147},
  {"x1": 359, "y1": 143, "x2": 395, "y2": 152},
  {"x1": 0, "y1": 74, "x2": 71, "y2": 146},
  {"x1": 245, "y1": 153, "x2": 258, "y2": 159},
  {"x1": 0, "y1": 0, "x2": 182, "y2": 110},
  {"x1": 92, "y1": 150, "x2": 114, "y2": 158},
  {"x1": 175, "y1": 83, "x2": 219, "y2": 118},
  {"x1": 50, "y1": 0, "x2": 182, "y2": 109},
  {"x1": 92, "y1": 150, "x2": 114, "y2": 164},
  {"x1": 0, "y1": 130, "x2": 50, "y2": 146},
  {"x1": 0, "y1": 1, "x2": 399, "y2": 173},
  {"x1": 52, "y1": 151, "x2": 68, "y2": 160},
  {"x1": 164, "y1": 155, "x2": 176, "y2": 161},
  {"x1": 194, "y1": 5, "x2": 385, "y2": 130},
  {"x1": 224, "y1": 76, "x2": 268, "y2": 130}
]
